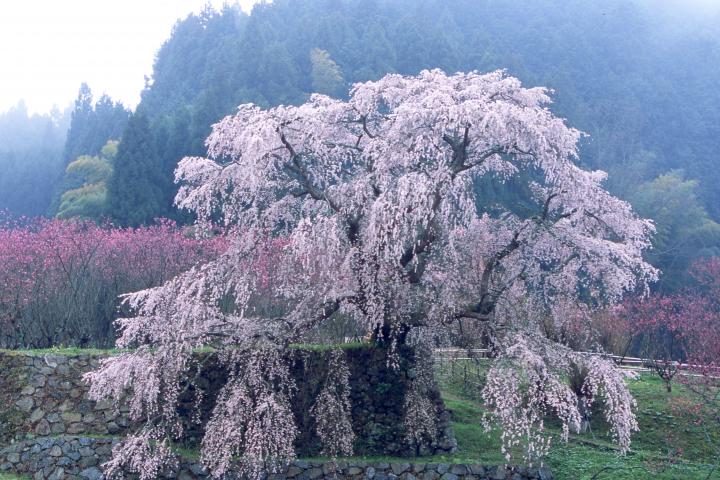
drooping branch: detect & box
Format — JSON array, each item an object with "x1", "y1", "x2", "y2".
[
  {"x1": 278, "y1": 130, "x2": 341, "y2": 212},
  {"x1": 584, "y1": 210, "x2": 623, "y2": 242},
  {"x1": 287, "y1": 296, "x2": 347, "y2": 338},
  {"x1": 277, "y1": 127, "x2": 370, "y2": 249},
  {"x1": 398, "y1": 140, "x2": 505, "y2": 282},
  {"x1": 358, "y1": 114, "x2": 377, "y2": 140},
  {"x1": 471, "y1": 228, "x2": 525, "y2": 320},
  {"x1": 442, "y1": 124, "x2": 471, "y2": 173},
  {"x1": 459, "y1": 192, "x2": 575, "y2": 322}
]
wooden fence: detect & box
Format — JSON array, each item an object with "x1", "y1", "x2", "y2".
[{"x1": 433, "y1": 348, "x2": 718, "y2": 377}]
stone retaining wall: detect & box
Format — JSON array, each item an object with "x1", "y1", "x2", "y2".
[
  {"x1": 0, "y1": 347, "x2": 455, "y2": 457},
  {"x1": 0, "y1": 352, "x2": 128, "y2": 443},
  {"x1": 0, "y1": 436, "x2": 554, "y2": 480}
]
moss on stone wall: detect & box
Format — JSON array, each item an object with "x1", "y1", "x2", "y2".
[
  {"x1": 0, "y1": 354, "x2": 26, "y2": 443},
  {"x1": 176, "y1": 345, "x2": 454, "y2": 457}
]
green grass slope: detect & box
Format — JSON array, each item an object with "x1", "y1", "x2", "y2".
[{"x1": 438, "y1": 368, "x2": 719, "y2": 480}]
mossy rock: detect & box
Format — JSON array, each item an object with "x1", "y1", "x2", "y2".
[{"x1": 0, "y1": 355, "x2": 25, "y2": 443}]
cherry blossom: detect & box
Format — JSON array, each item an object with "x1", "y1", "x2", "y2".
[{"x1": 87, "y1": 70, "x2": 657, "y2": 473}]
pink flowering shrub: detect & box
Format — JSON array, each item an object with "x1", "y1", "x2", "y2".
[
  {"x1": 588, "y1": 258, "x2": 720, "y2": 460},
  {"x1": 604, "y1": 258, "x2": 720, "y2": 393},
  {"x1": 611, "y1": 295, "x2": 684, "y2": 391},
  {"x1": 607, "y1": 259, "x2": 720, "y2": 457},
  {"x1": 683, "y1": 258, "x2": 720, "y2": 377},
  {"x1": 674, "y1": 260, "x2": 720, "y2": 430},
  {"x1": 0, "y1": 216, "x2": 227, "y2": 348}
]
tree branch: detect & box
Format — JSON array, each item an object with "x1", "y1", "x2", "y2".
[{"x1": 278, "y1": 129, "x2": 342, "y2": 213}]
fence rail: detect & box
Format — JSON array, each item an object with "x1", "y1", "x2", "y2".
[{"x1": 433, "y1": 348, "x2": 719, "y2": 376}]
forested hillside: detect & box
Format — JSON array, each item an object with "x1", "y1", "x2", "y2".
[
  {"x1": 0, "y1": 102, "x2": 68, "y2": 217},
  {"x1": 2, "y1": 0, "x2": 719, "y2": 290},
  {"x1": 0, "y1": 86, "x2": 128, "y2": 218},
  {"x1": 2, "y1": 4, "x2": 720, "y2": 476}
]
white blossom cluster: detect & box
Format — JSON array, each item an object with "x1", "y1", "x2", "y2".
[{"x1": 482, "y1": 334, "x2": 638, "y2": 463}]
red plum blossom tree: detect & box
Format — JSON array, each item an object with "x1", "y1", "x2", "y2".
[
  {"x1": 86, "y1": 70, "x2": 658, "y2": 477},
  {"x1": 607, "y1": 259, "x2": 720, "y2": 459},
  {"x1": 0, "y1": 217, "x2": 226, "y2": 348},
  {"x1": 674, "y1": 259, "x2": 720, "y2": 441}
]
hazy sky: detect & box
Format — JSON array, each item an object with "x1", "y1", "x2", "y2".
[{"x1": 0, "y1": 0, "x2": 264, "y2": 115}]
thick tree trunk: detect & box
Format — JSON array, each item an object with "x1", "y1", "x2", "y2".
[
  {"x1": 370, "y1": 321, "x2": 412, "y2": 346},
  {"x1": 578, "y1": 395, "x2": 592, "y2": 434}
]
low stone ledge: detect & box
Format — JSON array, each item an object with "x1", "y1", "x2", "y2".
[{"x1": 0, "y1": 436, "x2": 553, "y2": 480}]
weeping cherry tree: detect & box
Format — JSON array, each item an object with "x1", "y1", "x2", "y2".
[{"x1": 86, "y1": 70, "x2": 658, "y2": 478}]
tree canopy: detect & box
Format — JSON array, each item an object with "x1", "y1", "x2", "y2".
[
  {"x1": 56, "y1": 141, "x2": 118, "y2": 220},
  {"x1": 630, "y1": 171, "x2": 720, "y2": 291},
  {"x1": 107, "y1": 114, "x2": 166, "y2": 226},
  {"x1": 62, "y1": 84, "x2": 129, "y2": 164}
]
